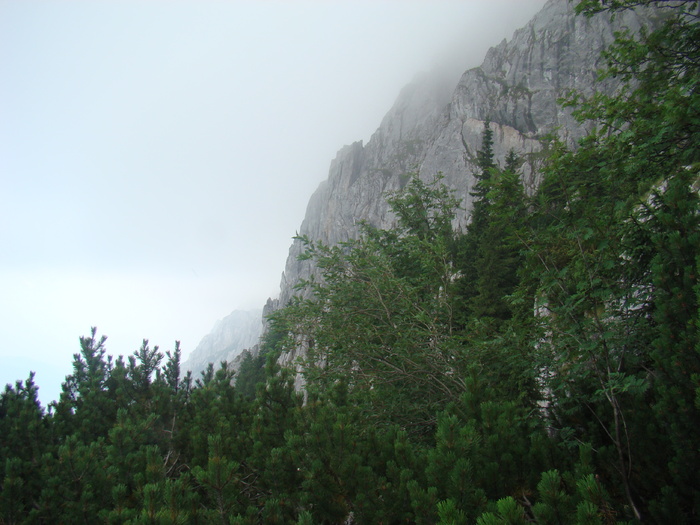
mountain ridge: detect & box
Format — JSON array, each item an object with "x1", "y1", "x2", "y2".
[
  {"x1": 275, "y1": 0, "x2": 654, "y2": 308},
  {"x1": 190, "y1": 0, "x2": 661, "y2": 378},
  {"x1": 182, "y1": 308, "x2": 262, "y2": 378}
]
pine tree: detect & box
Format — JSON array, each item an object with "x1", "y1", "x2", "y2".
[
  {"x1": 53, "y1": 327, "x2": 116, "y2": 440},
  {"x1": 0, "y1": 373, "x2": 49, "y2": 522}
]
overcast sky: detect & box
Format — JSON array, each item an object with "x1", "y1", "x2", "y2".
[{"x1": 1, "y1": 0, "x2": 547, "y2": 405}]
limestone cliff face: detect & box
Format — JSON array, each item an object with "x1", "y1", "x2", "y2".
[
  {"x1": 276, "y1": 0, "x2": 655, "y2": 311},
  {"x1": 192, "y1": 0, "x2": 661, "y2": 376},
  {"x1": 182, "y1": 309, "x2": 262, "y2": 378}
]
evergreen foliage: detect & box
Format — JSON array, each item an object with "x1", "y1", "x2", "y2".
[{"x1": 1, "y1": 1, "x2": 698, "y2": 522}]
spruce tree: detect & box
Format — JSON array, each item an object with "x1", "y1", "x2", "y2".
[
  {"x1": 470, "y1": 150, "x2": 527, "y2": 325},
  {"x1": 454, "y1": 121, "x2": 498, "y2": 326}
]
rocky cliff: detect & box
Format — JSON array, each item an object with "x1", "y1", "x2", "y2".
[
  {"x1": 273, "y1": 0, "x2": 656, "y2": 313},
  {"x1": 182, "y1": 309, "x2": 262, "y2": 378},
  {"x1": 191, "y1": 0, "x2": 661, "y2": 377}
]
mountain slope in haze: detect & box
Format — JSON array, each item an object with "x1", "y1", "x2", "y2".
[
  {"x1": 193, "y1": 0, "x2": 661, "y2": 376},
  {"x1": 274, "y1": 0, "x2": 656, "y2": 307},
  {"x1": 271, "y1": 0, "x2": 660, "y2": 369},
  {"x1": 182, "y1": 309, "x2": 262, "y2": 379}
]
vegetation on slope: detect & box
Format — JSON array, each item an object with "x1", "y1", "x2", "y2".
[{"x1": 1, "y1": 1, "x2": 698, "y2": 522}]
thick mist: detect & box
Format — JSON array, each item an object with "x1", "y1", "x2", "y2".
[{"x1": 0, "y1": 0, "x2": 547, "y2": 404}]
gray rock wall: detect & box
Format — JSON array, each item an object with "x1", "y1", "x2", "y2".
[
  {"x1": 276, "y1": 0, "x2": 656, "y2": 310},
  {"x1": 192, "y1": 0, "x2": 663, "y2": 377},
  {"x1": 182, "y1": 308, "x2": 262, "y2": 378}
]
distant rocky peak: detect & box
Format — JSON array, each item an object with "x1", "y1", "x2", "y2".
[{"x1": 182, "y1": 308, "x2": 262, "y2": 379}]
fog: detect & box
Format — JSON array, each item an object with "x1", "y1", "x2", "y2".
[{"x1": 0, "y1": 0, "x2": 547, "y2": 405}]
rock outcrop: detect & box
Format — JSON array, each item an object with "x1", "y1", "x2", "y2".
[
  {"x1": 182, "y1": 309, "x2": 262, "y2": 378},
  {"x1": 190, "y1": 0, "x2": 663, "y2": 377},
  {"x1": 276, "y1": 0, "x2": 656, "y2": 310}
]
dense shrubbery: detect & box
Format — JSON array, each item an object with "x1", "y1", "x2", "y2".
[{"x1": 2, "y1": 1, "x2": 698, "y2": 522}]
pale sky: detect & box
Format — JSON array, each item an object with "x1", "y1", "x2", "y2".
[{"x1": 0, "y1": 0, "x2": 547, "y2": 405}]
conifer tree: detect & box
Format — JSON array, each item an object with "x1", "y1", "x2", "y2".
[
  {"x1": 0, "y1": 373, "x2": 49, "y2": 523},
  {"x1": 470, "y1": 150, "x2": 527, "y2": 325},
  {"x1": 454, "y1": 121, "x2": 498, "y2": 325}
]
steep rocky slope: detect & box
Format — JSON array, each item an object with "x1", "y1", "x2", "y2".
[
  {"x1": 182, "y1": 309, "x2": 262, "y2": 378},
  {"x1": 191, "y1": 0, "x2": 661, "y2": 375},
  {"x1": 274, "y1": 0, "x2": 655, "y2": 311}
]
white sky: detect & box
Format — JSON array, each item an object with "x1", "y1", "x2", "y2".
[{"x1": 0, "y1": 0, "x2": 547, "y2": 405}]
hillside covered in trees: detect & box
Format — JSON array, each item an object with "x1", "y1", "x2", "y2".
[{"x1": 2, "y1": 0, "x2": 699, "y2": 523}]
